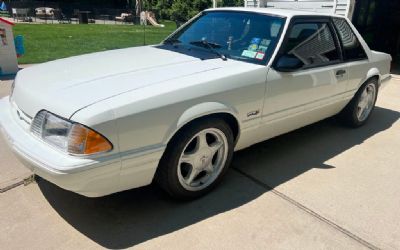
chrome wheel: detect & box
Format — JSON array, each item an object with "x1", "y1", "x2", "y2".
[
  {"x1": 357, "y1": 83, "x2": 376, "y2": 122},
  {"x1": 177, "y1": 128, "x2": 228, "y2": 191}
]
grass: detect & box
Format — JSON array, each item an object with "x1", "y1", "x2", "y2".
[{"x1": 13, "y1": 21, "x2": 177, "y2": 64}]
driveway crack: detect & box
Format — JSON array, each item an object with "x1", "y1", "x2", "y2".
[
  {"x1": 0, "y1": 174, "x2": 35, "y2": 194},
  {"x1": 232, "y1": 167, "x2": 381, "y2": 250}
]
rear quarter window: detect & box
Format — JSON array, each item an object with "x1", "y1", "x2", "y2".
[{"x1": 333, "y1": 18, "x2": 368, "y2": 61}]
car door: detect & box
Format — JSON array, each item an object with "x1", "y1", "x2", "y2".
[
  {"x1": 259, "y1": 16, "x2": 349, "y2": 140},
  {"x1": 331, "y1": 17, "x2": 370, "y2": 94}
]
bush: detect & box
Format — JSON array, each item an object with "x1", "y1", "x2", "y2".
[
  {"x1": 146, "y1": 0, "x2": 243, "y2": 23},
  {"x1": 170, "y1": 0, "x2": 211, "y2": 23}
]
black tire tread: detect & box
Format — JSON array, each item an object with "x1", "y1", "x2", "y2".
[
  {"x1": 339, "y1": 78, "x2": 379, "y2": 128},
  {"x1": 155, "y1": 117, "x2": 234, "y2": 200}
]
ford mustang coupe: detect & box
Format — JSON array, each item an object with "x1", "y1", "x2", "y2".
[{"x1": 0, "y1": 8, "x2": 391, "y2": 199}]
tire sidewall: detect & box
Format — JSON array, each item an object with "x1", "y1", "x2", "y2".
[
  {"x1": 159, "y1": 118, "x2": 234, "y2": 199},
  {"x1": 350, "y1": 79, "x2": 379, "y2": 127}
]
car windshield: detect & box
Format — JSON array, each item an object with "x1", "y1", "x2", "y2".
[{"x1": 165, "y1": 11, "x2": 286, "y2": 65}]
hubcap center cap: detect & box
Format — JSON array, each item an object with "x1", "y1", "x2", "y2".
[{"x1": 195, "y1": 149, "x2": 212, "y2": 170}]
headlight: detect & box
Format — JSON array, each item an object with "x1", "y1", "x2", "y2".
[{"x1": 31, "y1": 110, "x2": 113, "y2": 155}]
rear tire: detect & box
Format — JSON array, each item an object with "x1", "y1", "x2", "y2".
[
  {"x1": 339, "y1": 78, "x2": 378, "y2": 127},
  {"x1": 155, "y1": 118, "x2": 234, "y2": 200}
]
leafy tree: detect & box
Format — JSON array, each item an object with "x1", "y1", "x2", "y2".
[
  {"x1": 193, "y1": 0, "x2": 212, "y2": 12},
  {"x1": 169, "y1": 0, "x2": 211, "y2": 23},
  {"x1": 220, "y1": 0, "x2": 244, "y2": 7},
  {"x1": 141, "y1": 0, "x2": 242, "y2": 22},
  {"x1": 154, "y1": 0, "x2": 174, "y2": 19},
  {"x1": 170, "y1": 0, "x2": 192, "y2": 23}
]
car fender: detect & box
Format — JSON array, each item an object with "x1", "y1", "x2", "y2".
[
  {"x1": 347, "y1": 68, "x2": 380, "y2": 101},
  {"x1": 365, "y1": 68, "x2": 381, "y2": 83},
  {"x1": 163, "y1": 102, "x2": 240, "y2": 144},
  {"x1": 353, "y1": 68, "x2": 381, "y2": 92}
]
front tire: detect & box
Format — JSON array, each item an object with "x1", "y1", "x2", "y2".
[
  {"x1": 339, "y1": 78, "x2": 378, "y2": 127},
  {"x1": 156, "y1": 118, "x2": 234, "y2": 200}
]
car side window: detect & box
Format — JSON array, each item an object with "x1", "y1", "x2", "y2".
[
  {"x1": 333, "y1": 18, "x2": 368, "y2": 61},
  {"x1": 279, "y1": 21, "x2": 341, "y2": 69}
]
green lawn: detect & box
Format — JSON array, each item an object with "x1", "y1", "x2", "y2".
[{"x1": 13, "y1": 21, "x2": 177, "y2": 64}]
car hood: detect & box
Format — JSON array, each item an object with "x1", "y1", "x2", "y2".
[{"x1": 12, "y1": 46, "x2": 225, "y2": 119}]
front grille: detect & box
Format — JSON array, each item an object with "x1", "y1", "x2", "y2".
[{"x1": 10, "y1": 101, "x2": 33, "y2": 128}]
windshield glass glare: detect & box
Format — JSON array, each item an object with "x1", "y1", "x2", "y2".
[{"x1": 168, "y1": 11, "x2": 286, "y2": 65}]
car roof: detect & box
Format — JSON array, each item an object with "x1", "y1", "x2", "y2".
[{"x1": 205, "y1": 7, "x2": 345, "y2": 19}]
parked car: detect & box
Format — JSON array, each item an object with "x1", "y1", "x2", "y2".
[{"x1": 0, "y1": 8, "x2": 391, "y2": 199}]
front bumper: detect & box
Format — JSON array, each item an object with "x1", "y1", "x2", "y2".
[{"x1": 0, "y1": 97, "x2": 162, "y2": 197}]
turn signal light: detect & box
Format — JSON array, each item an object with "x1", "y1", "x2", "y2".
[{"x1": 68, "y1": 124, "x2": 113, "y2": 155}]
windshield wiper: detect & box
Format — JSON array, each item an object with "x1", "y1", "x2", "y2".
[
  {"x1": 163, "y1": 38, "x2": 181, "y2": 45},
  {"x1": 189, "y1": 40, "x2": 228, "y2": 61}
]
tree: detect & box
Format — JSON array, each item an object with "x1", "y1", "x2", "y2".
[
  {"x1": 220, "y1": 0, "x2": 244, "y2": 7},
  {"x1": 154, "y1": 0, "x2": 173, "y2": 20},
  {"x1": 169, "y1": 0, "x2": 211, "y2": 23},
  {"x1": 170, "y1": 0, "x2": 191, "y2": 23},
  {"x1": 193, "y1": 0, "x2": 212, "y2": 12}
]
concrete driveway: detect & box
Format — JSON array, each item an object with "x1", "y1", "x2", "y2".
[{"x1": 0, "y1": 77, "x2": 399, "y2": 249}]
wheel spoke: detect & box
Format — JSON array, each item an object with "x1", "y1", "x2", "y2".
[
  {"x1": 361, "y1": 90, "x2": 368, "y2": 100},
  {"x1": 368, "y1": 91, "x2": 374, "y2": 104},
  {"x1": 209, "y1": 141, "x2": 223, "y2": 155},
  {"x1": 197, "y1": 131, "x2": 208, "y2": 149},
  {"x1": 205, "y1": 162, "x2": 214, "y2": 173},
  {"x1": 358, "y1": 93, "x2": 367, "y2": 108},
  {"x1": 180, "y1": 153, "x2": 196, "y2": 165},
  {"x1": 357, "y1": 107, "x2": 363, "y2": 119},
  {"x1": 358, "y1": 100, "x2": 366, "y2": 110},
  {"x1": 186, "y1": 168, "x2": 200, "y2": 185}
]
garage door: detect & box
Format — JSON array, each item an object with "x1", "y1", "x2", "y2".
[{"x1": 265, "y1": 0, "x2": 336, "y2": 14}]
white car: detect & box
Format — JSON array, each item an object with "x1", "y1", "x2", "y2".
[{"x1": 0, "y1": 8, "x2": 392, "y2": 199}]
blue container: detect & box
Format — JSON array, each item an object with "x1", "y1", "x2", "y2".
[{"x1": 14, "y1": 35, "x2": 25, "y2": 57}]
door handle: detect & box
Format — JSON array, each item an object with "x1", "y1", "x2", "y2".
[{"x1": 336, "y1": 70, "x2": 346, "y2": 77}]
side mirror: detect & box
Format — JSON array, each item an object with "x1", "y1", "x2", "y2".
[{"x1": 274, "y1": 54, "x2": 303, "y2": 72}]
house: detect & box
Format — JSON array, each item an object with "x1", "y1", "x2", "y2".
[
  {"x1": 244, "y1": 0, "x2": 355, "y2": 19},
  {"x1": 0, "y1": 17, "x2": 18, "y2": 75}
]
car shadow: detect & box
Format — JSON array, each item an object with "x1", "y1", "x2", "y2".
[
  {"x1": 231, "y1": 106, "x2": 400, "y2": 188},
  {"x1": 37, "y1": 106, "x2": 400, "y2": 248}
]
